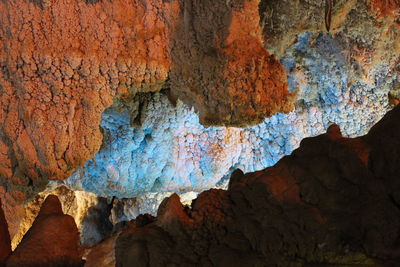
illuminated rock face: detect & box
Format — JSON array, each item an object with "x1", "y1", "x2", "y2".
[
  {"x1": 65, "y1": 33, "x2": 396, "y2": 198},
  {"x1": 0, "y1": 0, "x2": 399, "y2": 249},
  {"x1": 12, "y1": 186, "x2": 113, "y2": 248},
  {"x1": 62, "y1": 0, "x2": 400, "y2": 199},
  {"x1": 0, "y1": 0, "x2": 177, "y2": 234},
  {"x1": 0, "y1": 0, "x2": 288, "y2": 199},
  {"x1": 6, "y1": 195, "x2": 83, "y2": 267},
  {"x1": 169, "y1": 0, "x2": 293, "y2": 126},
  {"x1": 113, "y1": 105, "x2": 400, "y2": 266},
  {"x1": 0, "y1": 0, "x2": 292, "y2": 232}
]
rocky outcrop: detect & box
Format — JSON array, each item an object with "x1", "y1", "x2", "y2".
[
  {"x1": 0, "y1": 0, "x2": 290, "y2": 212},
  {"x1": 0, "y1": 0, "x2": 178, "y2": 230},
  {"x1": 63, "y1": 0, "x2": 399, "y2": 200},
  {"x1": 84, "y1": 234, "x2": 119, "y2": 267},
  {"x1": 0, "y1": 0, "x2": 399, "y2": 260},
  {"x1": 114, "y1": 105, "x2": 400, "y2": 266},
  {"x1": 9, "y1": 184, "x2": 198, "y2": 253},
  {"x1": 169, "y1": 0, "x2": 293, "y2": 126},
  {"x1": 0, "y1": 199, "x2": 11, "y2": 266},
  {"x1": 6, "y1": 195, "x2": 83, "y2": 267},
  {"x1": 261, "y1": 0, "x2": 399, "y2": 57},
  {"x1": 1, "y1": 0, "x2": 399, "y2": 236},
  {"x1": 11, "y1": 186, "x2": 113, "y2": 249},
  {"x1": 66, "y1": 63, "x2": 392, "y2": 198}
]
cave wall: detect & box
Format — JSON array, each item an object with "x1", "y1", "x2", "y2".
[
  {"x1": 6, "y1": 195, "x2": 83, "y2": 266},
  {"x1": 0, "y1": 0, "x2": 399, "y2": 249},
  {"x1": 105, "y1": 105, "x2": 400, "y2": 266},
  {"x1": 0, "y1": 0, "x2": 292, "y2": 234},
  {"x1": 64, "y1": 31, "x2": 397, "y2": 198},
  {"x1": 5, "y1": 104, "x2": 400, "y2": 266}
]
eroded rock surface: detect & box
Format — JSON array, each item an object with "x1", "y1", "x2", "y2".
[
  {"x1": 261, "y1": 0, "x2": 399, "y2": 58},
  {"x1": 6, "y1": 195, "x2": 83, "y2": 267},
  {"x1": 114, "y1": 106, "x2": 400, "y2": 266},
  {"x1": 0, "y1": 0, "x2": 399, "y2": 260},
  {"x1": 12, "y1": 185, "x2": 113, "y2": 249},
  {"x1": 169, "y1": 0, "x2": 293, "y2": 126},
  {"x1": 65, "y1": 37, "x2": 396, "y2": 197},
  {"x1": 0, "y1": 0, "x2": 179, "y2": 230},
  {"x1": 62, "y1": 0, "x2": 399, "y2": 199},
  {"x1": 0, "y1": 0, "x2": 290, "y2": 219}
]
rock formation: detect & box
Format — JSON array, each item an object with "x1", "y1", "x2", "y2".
[
  {"x1": 11, "y1": 186, "x2": 113, "y2": 249},
  {"x1": 0, "y1": 0, "x2": 399, "y2": 265},
  {"x1": 0, "y1": 0, "x2": 290, "y2": 215},
  {"x1": 6, "y1": 195, "x2": 83, "y2": 267},
  {"x1": 169, "y1": 0, "x2": 293, "y2": 126},
  {"x1": 112, "y1": 105, "x2": 400, "y2": 266},
  {"x1": 0, "y1": 0, "x2": 399, "y2": 231},
  {"x1": 63, "y1": 0, "x2": 399, "y2": 199},
  {"x1": 84, "y1": 233, "x2": 119, "y2": 267},
  {"x1": 3, "y1": 104, "x2": 400, "y2": 266},
  {"x1": 0, "y1": 199, "x2": 11, "y2": 266},
  {"x1": 65, "y1": 77, "x2": 391, "y2": 198}
]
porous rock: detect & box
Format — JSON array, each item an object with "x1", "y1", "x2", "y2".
[
  {"x1": 6, "y1": 195, "x2": 83, "y2": 267},
  {"x1": 114, "y1": 105, "x2": 400, "y2": 266}
]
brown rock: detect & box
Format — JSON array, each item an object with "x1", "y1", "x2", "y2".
[
  {"x1": 169, "y1": 0, "x2": 293, "y2": 126},
  {"x1": 0, "y1": 199, "x2": 11, "y2": 265},
  {"x1": 370, "y1": 0, "x2": 400, "y2": 17},
  {"x1": 115, "y1": 106, "x2": 400, "y2": 266},
  {"x1": 84, "y1": 234, "x2": 119, "y2": 267},
  {"x1": 6, "y1": 195, "x2": 83, "y2": 267},
  {"x1": 0, "y1": 0, "x2": 291, "y2": 209},
  {"x1": 0, "y1": 0, "x2": 180, "y2": 207}
]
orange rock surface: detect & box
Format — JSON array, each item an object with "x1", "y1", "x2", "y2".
[
  {"x1": 169, "y1": 0, "x2": 293, "y2": 126},
  {"x1": 370, "y1": 0, "x2": 400, "y2": 17},
  {"x1": 0, "y1": 0, "x2": 290, "y2": 210},
  {"x1": 0, "y1": 0, "x2": 179, "y2": 190},
  {"x1": 6, "y1": 195, "x2": 83, "y2": 267}
]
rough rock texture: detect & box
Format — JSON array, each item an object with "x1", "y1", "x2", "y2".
[
  {"x1": 0, "y1": 0, "x2": 178, "y2": 234},
  {"x1": 169, "y1": 0, "x2": 293, "y2": 126},
  {"x1": 10, "y1": 184, "x2": 196, "y2": 251},
  {"x1": 0, "y1": 0, "x2": 399, "y2": 253},
  {"x1": 113, "y1": 105, "x2": 400, "y2": 266},
  {"x1": 110, "y1": 191, "x2": 197, "y2": 226},
  {"x1": 61, "y1": 0, "x2": 399, "y2": 199},
  {"x1": 66, "y1": 42, "x2": 396, "y2": 198},
  {"x1": 6, "y1": 195, "x2": 83, "y2": 267},
  {"x1": 84, "y1": 233, "x2": 119, "y2": 267},
  {"x1": 0, "y1": 199, "x2": 11, "y2": 265},
  {"x1": 261, "y1": 0, "x2": 399, "y2": 57},
  {"x1": 0, "y1": 0, "x2": 178, "y2": 180},
  {"x1": 12, "y1": 185, "x2": 113, "y2": 249},
  {"x1": 0, "y1": 0, "x2": 290, "y2": 225}
]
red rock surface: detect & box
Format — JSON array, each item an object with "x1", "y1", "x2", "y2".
[
  {"x1": 0, "y1": 0, "x2": 290, "y2": 211},
  {"x1": 6, "y1": 195, "x2": 83, "y2": 267},
  {"x1": 0, "y1": 199, "x2": 11, "y2": 265},
  {"x1": 370, "y1": 0, "x2": 400, "y2": 17},
  {"x1": 115, "y1": 106, "x2": 400, "y2": 266},
  {"x1": 169, "y1": 0, "x2": 293, "y2": 126},
  {"x1": 0, "y1": 0, "x2": 179, "y2": 192}
]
